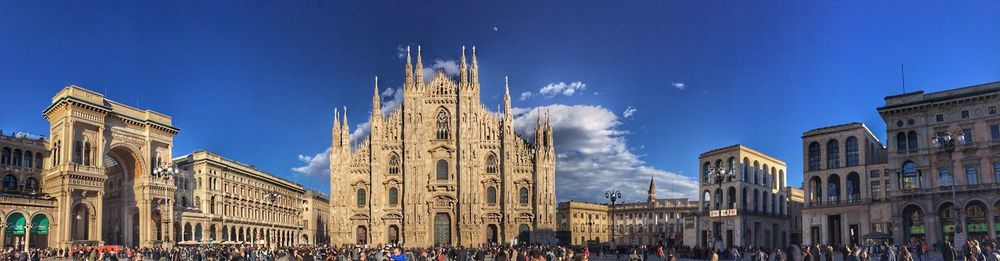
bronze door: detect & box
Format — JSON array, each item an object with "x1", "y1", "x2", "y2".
[{"x1": 434, "y1": 214, "x2": 451, "y2": 246}]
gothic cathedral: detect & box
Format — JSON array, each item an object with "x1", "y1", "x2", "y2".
[{"x1": 328, "y1": 46, "x2": 557, "y2": 247}]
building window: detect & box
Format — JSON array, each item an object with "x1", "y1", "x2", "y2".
[
  {"x1": 519, "y1": 187, "x2": 529, "y2": 205},
  {"x1": 902, "y1": 161, "x2": 920, "y2": 190},
  {"x1": 896, "y1": 132, "x2": 907, "y2": 152},
  {"x1": 25, "y1": 177, "x2": 38, "y2": 191},
  {"x1": 870, "y1": 181, "x2": 881, "y2": 200},
  {"x1": 436, "y1": 160, "x2": 448, "y2": 180},
  {"x1": 991, "y1": 125, "x2": 1000, "y2": 141},
  {"x1": 870, "y1": 170, "x2": 880, "y2": 178},
  {"x1": 936, "y1": 114, "x2": 944, "y2": 122},
  {"x1": 2, "y1": 175, "x2": 16, "y2": 190},
  {"x1": 827, "y1": 139, "x2": 840, "y2": 169},
  {"x1": 0, "y1": 147, "x2": 9, "y2": 165},
  {"x1": 939, "y1": 168, "x2": 953, "y2": 186},
  {"x1": 907, "y1": 131, "x2": 918, "y2": 151},
  {"x1": 807, "y1": 142, "x2": 821, "y2": 171},
  {"x1": 966, "y1": 165, "x2": 979, "y2": 185},
  {"x1": 742, "y1": 158, "x2": 750, "y2": 182},
  {"x1": 357, "y1": 189, "x2": 366, "y2": 207},
  {"x1": 994, "y1": 163, "x2": 1000, "y2": 183},
  {"x1": 845, "y1": 137, "x2": 859, "y2": 167},
  {"x1": 990, "y1": 106, "x2": 997, "y2": 115},
  {"x1": 388, "y1": 188, "x2": 398, "y2": 206},
  {"x1": 388, "y1": 153, "x2": 400, "y2": 175},
  {"x1": 12, "y1": 149, "x2": 22, "y2": 167},
  {"x1": 963, "y1": 128, "x2": 974, "y2": 144},
  {"x1": 486, "y1": 154, "x2": 498, "y2": 174},
  {"x1": 486, "y1": 186, "x2": 497, "y2": 204},
  {"x1": 436, "y1": 109, "x2": 451, "y2": 140},
  {"x1": 962, "y1": 110, "x2": 970, "y2": 119}
]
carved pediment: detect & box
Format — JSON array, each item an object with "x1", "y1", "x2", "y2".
[
  {"x1": 481, "y1": 212, "x2": 503, "y2": 223},
  {"x1": 350, "y1": 214, "x2": 370, "y2": 221},
  {"x1": 382, "y1": 177, "x2": 402, "y2": 185},
  {"x1": 428, "y1": 145, "x2": 455, "y2": 155},
  {"x1": 351, "y1": 180, "x2": 369, "y2": 188},
  {"x1": 428, "y1": 195, "x2": 457, "y2": 208},
  {"x1": 382, "y1": 213, "x2": 403, "y2": 221}
]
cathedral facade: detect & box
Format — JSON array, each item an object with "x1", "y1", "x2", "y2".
[{"x1": 328, "y1": 46, "x2": 557, "y2": 247}]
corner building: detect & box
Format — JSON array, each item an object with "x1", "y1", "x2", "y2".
[
  {"x1": 800, "y1": 123, "x2": 891, "y2": 246},
  {"x1": 696, "y1": 145, "x2": 791, "y2": 249},
  {"x1": 878, "y1": 81, "x2": 1000, "y2": 245},
  {"x1": 328, "y1": 47, "x2": 558, "y2": 246}
]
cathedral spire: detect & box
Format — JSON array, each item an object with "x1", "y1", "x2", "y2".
[
  {"x1": 460, "y1": 45, "x2": 468, "y2": 87},
  {"x1": 372, "y1": 76, "x2": 381, "y2": 117},
  {"x1": 341, "y1": 106, "x2": 350, "y2": 149},
  {"x1": 332, "y1": 108, "x2": 341, "y2": 148},
  {"x1": 503, "y1": 76, "x2": 511, "y2": 115},
  {"x1": 647, "y1": 176, "x2": 657, "y2": 202},
  {"x1": 405, "y1": 46, "x2": 413, "y2": 91},
  {"x1": 470, "y1": 46, "x2": 479, "y2": 87},
  {"x1": 415, "y1": 45, "x2": 424, "y2": 89}
]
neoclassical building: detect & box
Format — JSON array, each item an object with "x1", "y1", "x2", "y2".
[
  {"x1": 695, "y1": 145, "x2": 792, "y2": 250},
  {"x1": 328, "y1": 46, "x2": 558, "y2": 246},
  {"x1": 800, "y1": 123, "x2": 891, "y2": 246},
  {"x1": 1, "y1": 85, "x2": 327, "y2": 249},
  {"x1": 877, "y1": 81, "x2": 1000, "y2": 245}
]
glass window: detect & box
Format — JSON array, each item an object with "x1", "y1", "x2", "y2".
[
  {"x1": 436, "y1": 160, "x2": 448, "y2": 180},
  {"x1": 939, "y1": 169, "x2": 953, "y2": 186},
  {"x1": 962, "y1": 110, "x2": 970, "y2": 119},
  {"x1": 966, "y1": 165, "x2": 979, "y2": 185},
  {"x1": 994, "y1": 163, "x2": 1000, "y2": 184},
  {"x1": 870, "y1": 181, "x2": 881, "y2": 200},
  {"x1": 486, "y1": 154, "x2": 499, "y2": 174},
  {"x1": 436, "y1": 110, "x2": 451, "y2": 139},
  {"x1": 519, "y1": 187, "x2": 529, "y2": 205},
  {"x1": 990, "y1": 106, "x2": 997, "y2": 115},
  {"x1": 388, "y1": 153, "x2": 400, "y2": 175},
  {"x1": 991, "y1": 125, "x2": 1000, "y2": 141},
  {"x1": 896, "y1": 132, "x2": 907, "y2": 152},
  {"x1": 2, "y1": 175, "x2": 16, "y2": 190},
  {"x1": 388, "y1": 188, "x2": 398, "y2": 206},
  {"x1": 902, "y1": 161, "x2": 920, "y2": 190},
  {"x1": 936, "y1": 114, "x2": 944, "y2": 122},
  {"x1": 357, "y1": 189, "x2": 366, "y2": 207},
  {"x1": 486, "y1": 186, "x2": 497, "y2": 204},
  {"x1": 963, "y1": 128, "x2": 974, "y2": 144},
  {"x1": 827, "y1": 140, "x2": 840, "y2": 169},
  {"x1": 846, "y1": 137, "x2": 859, "y2": 167},
  {"x1": 808, "y1": 142, "x2": 821, "y2": 171},
  {"x1": 907, "y1": 131, "x2": 918, "y2": 151},
  {"x1": 870, "y1": 170, "x2": 880, "y2": 178}
]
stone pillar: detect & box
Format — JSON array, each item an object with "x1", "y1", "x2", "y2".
[
  {"x1": 139, "y1": 198, "x2": 150, "y2": 247},
  {"x1": 95, "y1": 191, "x2": 104, "y2": 244},
  {"x1": 23, "y1": 225, "x2": 31, "y2": 251},
  {"x1": 0, "y1": 225, "x2": 5, "y2": 247}
]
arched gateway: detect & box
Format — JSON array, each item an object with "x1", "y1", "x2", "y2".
[{"x1": 42, "y1": 86, "x2": 179, "y2": 248}]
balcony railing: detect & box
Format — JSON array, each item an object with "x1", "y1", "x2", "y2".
[
  {"x1": 892, "y1": 182, "x2": 1000, "y2": 198},
  {"x1": 805, "y1": 197, "x2": 872, "y2": 209}
]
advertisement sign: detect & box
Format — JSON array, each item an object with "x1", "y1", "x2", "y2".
[
  {"x1": 684, "y1": 217, "x2": 695, "y2": 229},
  {"x1": 6, "y1": 215, "x2": 25, "y2": 235},
  {"x1": 968, "y1": 223, "x2": 989, "y2": 233},
  {"x1": 943, "y1": 224, "x2": 955, "y2": 233},
  {"x1": 909, "y1": 225, "x2": 925, "y2": 234}
]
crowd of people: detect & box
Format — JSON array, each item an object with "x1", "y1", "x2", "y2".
[{"x1": 4, "y1": 238, "x2": 1000, "y2": 261}]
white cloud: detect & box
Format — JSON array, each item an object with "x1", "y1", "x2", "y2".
[
  {"x1": 519, "y1": 91, "x2": 533, "y2": 101},
  {"x1": 672, "y1": 82, "x2": 686, "y2": 90},
  {"x1": 422, "y1": 60, "x2": 461, "y2": 82},
  {"x1": 395, "y1": 45, "x2": 407, "y2": 59},
  {"x1": 623, "y1": 106, "x2": 637, "y2": 118},
  {"x1": 512, "y1": 104, "x2": 698, "y2": 202},
  {"x1": 292, "y1": 148, "x2": 330, "y2": 177},
  {"x1": 539, "y1": 81, "x2": 587, "y2": 98}
]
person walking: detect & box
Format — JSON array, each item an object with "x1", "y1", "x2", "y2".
[{"x1": 942, "y1": 240, "x2": 957, "y2": 261}]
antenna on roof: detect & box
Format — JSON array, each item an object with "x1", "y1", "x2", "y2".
[{"x1": 900, "y1": 64, "x2": 906, "y2": 93}]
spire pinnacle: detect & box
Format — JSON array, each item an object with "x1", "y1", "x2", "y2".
[
  {"x1": 415, "y1": 45, "x2": 424, "y2": 86},
  {"x1": 372, "y1": 76, "x2": 381, "y2": 116},
  {"x1": 460, "y1": 45, "x2": 468, "y2": 86},
  {"x1": 647, "y1": 176, "x2": 657, "y2": 202},
  {"x1": 405, "y1": 46, "x2": 413, "y2": 90},
  {"x1": 470, "y1": 46, "x2": 479, "y2": 85},
  {"x1": 503, "y1": 76, "x2": 512, "y2": 115}
]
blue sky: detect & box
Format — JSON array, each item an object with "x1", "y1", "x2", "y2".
[{"x1": 1, "y1": 1, "x2": 998, "y2": 203}]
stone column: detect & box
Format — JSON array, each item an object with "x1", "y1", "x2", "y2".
[
  {"x1": 0, "y1": 225, "x2": 5, "y2": 247},
  {"x1": 24, "y1": 225, "x2": 31, "y2": 251},
  {"x1": 95, "y1": 191, "x2": 104, "y2": 244}
]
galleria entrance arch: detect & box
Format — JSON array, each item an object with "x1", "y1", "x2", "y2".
[{"x1": 42, "y1": 86, "x2": 178, "y2": 248}]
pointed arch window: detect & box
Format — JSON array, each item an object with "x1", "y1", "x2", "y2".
[
  {"x1": 388, "y1": 153, "x2": 400, "y2": 175},
  {"x1": 436, "y1": 109, "x2": 451, "y2": 140},
  {"x1": 486, "y1": 154, "x2": 499, "y2": 174}
]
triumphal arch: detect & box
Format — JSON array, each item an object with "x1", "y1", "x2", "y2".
[{"x1": 42, "y1": 86, "x2": 178, "y2": 248}]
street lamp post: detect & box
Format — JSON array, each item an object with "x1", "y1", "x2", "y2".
[
  {"x1": 933, "y1": 130, "x2": 968, "y2": 242},
  {"x1": 152, "y1": 162, "x2": 178, "y2": 246},
  {"x1": 605, "y1": 190, "x2": 621, "y2": 249},
  {"x1": 586, "y1": 217, "x2": 594, "y2": 244},
  {"x1": 707, "y1": 163, "x2": 734, "y2": 250},
  {"x1": 265, "y1": 191, "x2": 281, "y2": 249}
]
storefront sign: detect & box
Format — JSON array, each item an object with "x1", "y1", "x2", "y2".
[
  {"x1": 6, "y1": 214, "x2": 25, "y2": 235},
  {"x1": 909, "y1": 225, "x2": 925, "y2": 234},
  {"x1": 968, "y1": 223, "x2": 988, "y2": 233}
]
